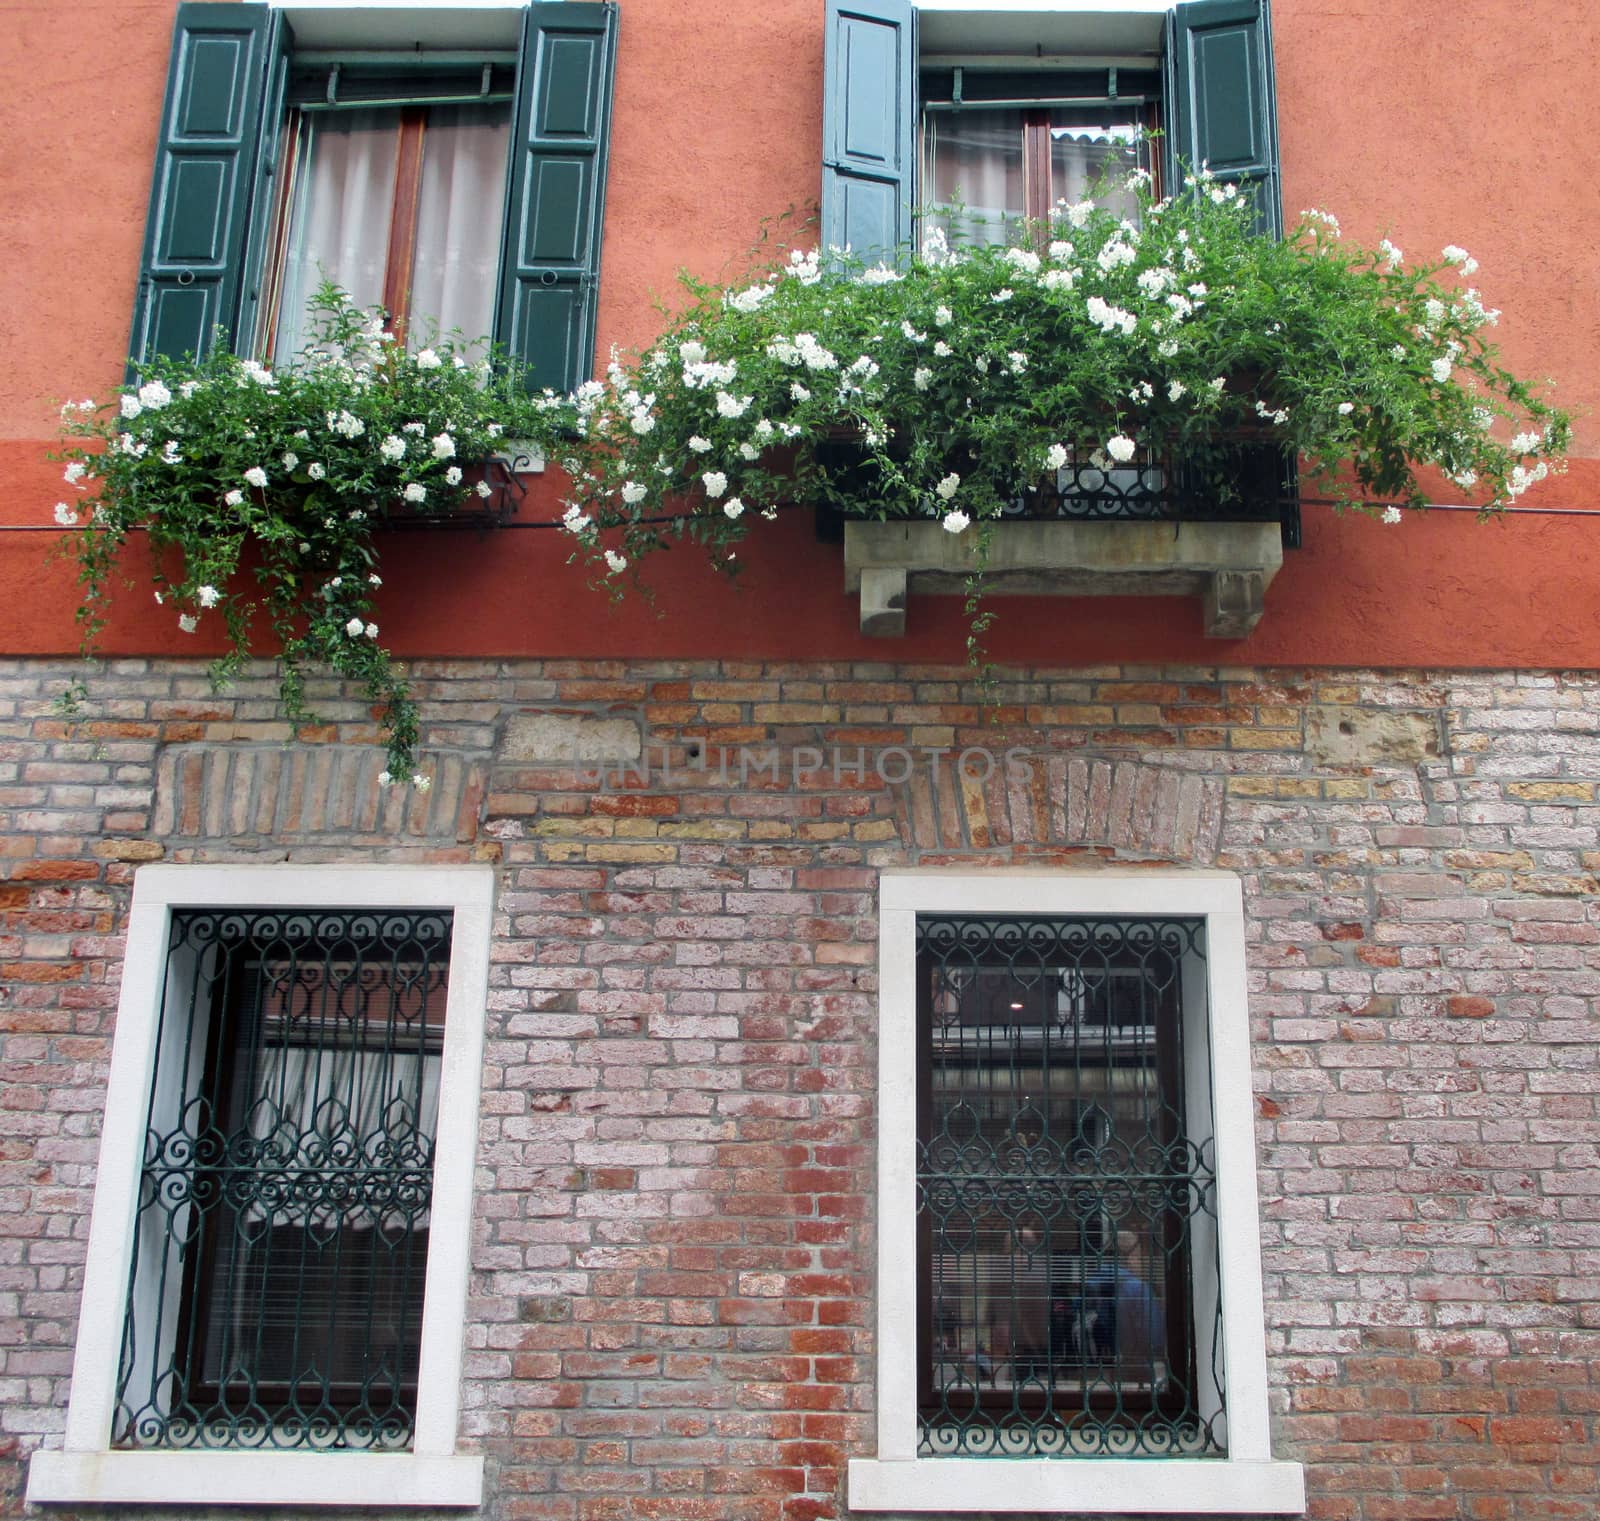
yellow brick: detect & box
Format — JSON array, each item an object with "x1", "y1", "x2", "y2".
[
  {"x1": 531, "y1": 817, "x2": 614, "y2": 839},
  {"x1": 585, "y1": 844, "x2": 678, "y2": 863},
  {"x1": 1507, "y1": 782, "x2": 1595, "y2": 802}
]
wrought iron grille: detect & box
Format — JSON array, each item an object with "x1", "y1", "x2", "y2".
[
  {"x1": 814, "y1": 438, "x2": 1300, "y2": 547},
  {"x1": 916, "y1": 916, "x2": 1225, "y2": 1458},
  {"x1": 115, "y1": 908, "x2": 451, "y2": 1451}
]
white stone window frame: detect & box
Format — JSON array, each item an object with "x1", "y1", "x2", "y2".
[
  {"x1": 26, "y1": 864, "x2": 494, "y2": 1509},
  {"x1": 848, "y1": 870, "x2": 1306, "y2": 1515}
]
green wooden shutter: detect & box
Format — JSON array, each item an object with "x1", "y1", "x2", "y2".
[
  {"x1": 496, "y1": 2, "x2": 618, "y2": 395},
  {"x1": 1164, "y1": 0, "x2": 1282, "y2": 237},
  {"x1": 130, "y1": 2, "x2": 281, "y2": 368},
  {"x1": 821, "y1": 0, "x2": 915, "y2": 265}
]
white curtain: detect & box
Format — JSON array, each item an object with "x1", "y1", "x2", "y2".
[
  {"x1": 274, "y1": 108, "x2": 400, "y2": 360},
  {"x1": 409, "y1": 103, "x2": 512, "y2": 347},
  {"x1": 924, "y1": 108, "x2": 1024, "y2": 246}
]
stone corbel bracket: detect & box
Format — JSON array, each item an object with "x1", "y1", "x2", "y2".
[{"x1": 843, "y1": 518, "x2": 1285, "y2": 639}]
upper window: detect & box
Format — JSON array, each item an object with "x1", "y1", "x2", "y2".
[
  {"x1": 849, "y1": 872, "x2": 1305, "y2": 1516},
  {"x1": 27, "y1": 865, "x2": 494, "y2": 1509},
  {"x1": 260, "y1": 54, "x2": 519, "y2": 357},
  {"x1": 822, "y1": 0, "x2": 1282, "y2": 263},
  {"x1": 129, "y1": 1, "x2": 618, "y2": 394}
]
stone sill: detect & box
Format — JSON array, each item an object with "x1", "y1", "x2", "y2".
[{"x1": 843, "y1": 519, "x2": 1285, "y2": 638}]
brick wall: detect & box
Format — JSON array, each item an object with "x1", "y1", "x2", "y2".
[{"x1": 2, "y1": 656, "x2": 1598, "y2": 1520}]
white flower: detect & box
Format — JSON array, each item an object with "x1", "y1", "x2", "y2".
[
  {"x1": 307, "y1": 462, "x2": 326, "y2": 480},
  {"x1": 161, "y1": 439, "x2": 182, "y2": 464},
  {"x1": 431, "y1": 432, "x2": 455, "y2": 459},
  {"x1": 365, "y1": 622, "x2": 379, "y2": 639},
  {"x1": 1096, "y1": 241, "x2": 1136, "y2": 272},
  {"x1": 913, "y1": 367, "x2": 933, "y2": 390},
  {"x1": 329, "y1": 410, "x2": 365, "y2": 438},
  {"x1": 137, "y1": 380, "x2": 172, "y2": 410},
  {"x1": 604, "y1": 549, "x2": 628, "y2": 574},
  {"x1": 224, "y1": 489, "x2": 244, "y2": 507},
  {"x1": 476, "y1": 480, "x2": 493, "y2": 498},
  {"x1": 63, "y1": 462, "x2": 88, "y2": 486},
  {"x1": 1158, "y1": 339, "x2": 1180, "y2": 358},
  {"x1": 402, "y1": 421, "x2": 426, "y2": 435},
  {"x1": 1209, "y1": 377, "x2": 1227, "y2": 393},
  {"x1": 1391, "y1": 344, "x2": 1409, "y2": 360},
  {"x1": 281, "y1": 450, "x2": 299, "y2": 470},
  {"x1": 1378, "y1": 239, "x2": 1403, "y2": 268},
  {"x1": 991, "y1": 288, "x2": 1014, "y2": 304},
  {"x1": 738, "y1": 442, "x2": 759, "y2": 460},
  {"x1": 723, "y1": 497, "x2": 745, "y2": 519},
  {"x1": 380, "y1": 435, "x2": 407, "y2": 462},
  {"x1": 346, "y1": 616, "x2": 365, "y2": 637},
  {"x1": 1047, "y1": 240, "x2": 1074, "y2": 260},
  {"x1": 562, "y1": 504, "x2": 593, "y2": 535},
  {"x1": 630, "y1": 408, "x2": 656, "y2": 435},
  {"x1": 688, "y1": 435, "x2": 712, "y2": 453},
  {"x1": 1382, "y1": 506, "x2": 1403, "y2": 525},
  {"x1": 330, "y1": 577, "x2": 343, "y2": 589},
  {"x1": 702, "y1": 471, "x2": 728, "y2": 498},
  {"x1": 678, "y1": 340, "x2": 707, "y2": 366},
  {"x1": 120, "y1": 394, "x2": 143, "y2": 419},
  {"x1": 1164, "y1": 379, "x2": 1186, "y2": 403},
  {"x1": 727, "y1": 283, "x2": 774, "y2": 312},
  {"x1": 789, "y1": 383, "x2": 810, "y2": 402},
  {"x1": 932, "y1": 340, "x2": 952, "y2": 358},
  {"x1": 715, "y1": 391, "x2": 752, "y2": 418},
  {"x1": 1510, "y1": 431, "x2": 1543, "y2": 454},
  {"x1": 934, "y1": 306, "x2": 953, "y2": 326},
  {"x1": 412, "y1": 773, "x2": 432, "y2": 792},
  {"x1": 1338, "y1": 401, "x2": 1355, "y2": 415},
  {"x1": 935, "y1": 472, "x2": 960, "y2": 501},
  {"x1": 445, "y1": 465, "x2": 463, "y2": 485},
  {"x1": 1044, "y1": 443, "x2": 1068, "y2": 472},
  {"x1": 53, "y1": 502, "x2": 78, "y2": 526},
  {"x1": 613, "y1": 479, "x2": 645, "y2": 507},
  {"x1": 378, "y1": 771, "x2": 394, "y2": 787},
  {"x1": 178, "y1": 613, "x2": 198, "y2": 634},
  {"x1": 403, "y1": 482, "x2": 427, "y2": 503},
  {"x1": 1105, "y1": 434, "x2": 1137, "y2": 463},
  {"x1": 941, "y1": 509, "x2": 970, "y2": 533},
  {"x1": 859, "y1": 264, "x2": 902, "y2": 285},
  {"x1": 1007, "y1": 351, "x2": 1028, "y2": 375},
  {"x1": 153, "y1": 590, "x2": 163, "y2": 604},
  {"x1": 1442, "y1": 244, "x2": 1471, "y2": 267},
  {"x1": 1064, "y1": 199, "x2": 1094, "y2": 228},
  {"x1": 196, "y1": 585, "x2": 220, "y2": 608},
  {"x1": 754, "y1": 419, "x2": 774, "y2": 439},
  {"x1": 1003, "y1": 247, "x2": 1041, "y2": 275},
  {"x1": 1041, "y1": 269, "x2": 1075, "y2": 292},
  {"x1": 900, "y1": 320, "x2": 925, "y2": 342},
  {"x1": 1430, "y1": 357, "x2": 1453, "y2": 383},
  {"x1": 415, "y1": 348, "x2": 442, "y2": 370}
]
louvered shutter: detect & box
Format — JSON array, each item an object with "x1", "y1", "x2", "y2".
[
  {"x1": 1164, "y1": 0, "x2": 1282, "y2": 237},
  {"x1": 821, "y1": 0, "x2": 915, "y2": 265},
  {"x1": 495, "y1": 2, "x2": 618, "y2": 395},
  {"x1": 130, "y1": 2, "x2": 282, "y2": 368}
]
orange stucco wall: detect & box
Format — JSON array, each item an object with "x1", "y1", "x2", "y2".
[{"x1": 3, "y1": 0, "x2": 1598, "y2": 667}]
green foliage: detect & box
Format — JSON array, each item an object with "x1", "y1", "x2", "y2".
[
  {"x1": 520, "y1": 177, "x2": 1568, "y2": 576},
  {"x1": 57, "y1": 287, "x2": 550, "y2": 782}
]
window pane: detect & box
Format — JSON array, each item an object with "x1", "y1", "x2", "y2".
[
  {"x1": 274, "y1": 109, "x2": 401, "y2": 360},
  {"x1": 116, "y1": 909, "x2": 450, "y2": 1451},
  {"x1": 917, "y1": 916, "x2": 1222, "y2": 1459},
  {"x1": 923, "y1": 108, "x2": 1025, "y2": 246},
  {"x1": 1049, "y1": 112, "x2": 1147, "y2": 222},
  {"x1": 409, "y1": 103, "x2": 513, "y2": 346}
]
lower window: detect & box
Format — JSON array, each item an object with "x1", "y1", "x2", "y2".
[
  {"x1": 918, "y1": 914, "x2": 1221, "y2": 1459},
  {"x1": 121, "y1": 908, "x2": 451, "y2": 1450},
  {"x1": 28, "y1": 866, "x2": 492, "y2": 1508},
  {"x1": 849, "y1": 872, "x2": 1305, "y2": 1516}
]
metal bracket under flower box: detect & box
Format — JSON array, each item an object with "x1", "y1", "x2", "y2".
[{"x1": 843, "y1": 517, "x2": 1285, "y2": 639}]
